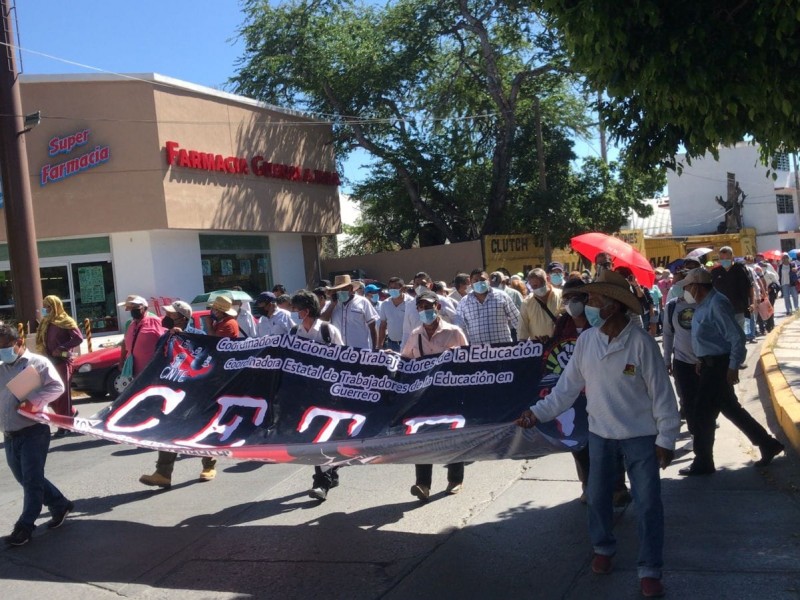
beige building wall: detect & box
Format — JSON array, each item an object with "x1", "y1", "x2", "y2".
[
  {"x1": 9, "y1": 78, "x2": 167, "y2": 241},
  {"x1": 4, "y1": 74, "x2": 341, "y2": 241},
  {"x1": 321, "y1": 241, "x2": 483, "y2": 284},
  {"x1": 154, "y1": 85, "x2": 340, "y2": 234}
]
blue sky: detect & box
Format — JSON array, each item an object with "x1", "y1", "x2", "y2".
[{"x1": 16, "y1": 1, "x2": 607, "y2": 191}]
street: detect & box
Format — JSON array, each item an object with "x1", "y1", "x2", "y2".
[{"x1": 1, "y1": 325, "x2": 799, "y2": 600}]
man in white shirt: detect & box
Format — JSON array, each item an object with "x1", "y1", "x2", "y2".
[
  {"x1": 326, "y1": 275, "x2": 379, "y2": 348},
  {"x1": 517, "y1": 270, "x2": 679, "y2": 598},
  {"x1": 290, "y1": 291, "x2": 344, "y2": 502},
  {"x1": 253, "y1": 292, "x2": 295, "y2": 337},
  {"x1": 378, "y1": 276, "x2": 410, "y2": 351}
]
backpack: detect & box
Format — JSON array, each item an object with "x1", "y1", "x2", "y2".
[
  {"x1": 667, "y1": 299, "x2": 677, "y2": 333},
  {"x1": 290, "y1": 322, "x2": 331, "y2": 343}
]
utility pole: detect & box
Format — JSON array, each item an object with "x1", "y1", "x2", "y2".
[
  {"x1": 0, "y1": 0, "x2": 42, "y2": 333},
  {"x1": 597, "y1": 92, "x2": 608, "y2": 164}
]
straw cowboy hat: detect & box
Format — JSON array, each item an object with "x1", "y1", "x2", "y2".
[
  {"x1": 326, "y1": 275, "x2": 353, "y2": 291},
  {"x1": 582, "y1": 270, "x2": 643, "y2": 315},
  {"x1": 210, "y1": 295, "x2": 237, "y2": 316}
]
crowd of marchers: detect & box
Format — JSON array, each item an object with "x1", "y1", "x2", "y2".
[{"x1": 2, "y1": 250, "x2": 794, "y2": 598}]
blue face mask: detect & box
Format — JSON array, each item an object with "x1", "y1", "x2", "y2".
[
  {"x1": 418, "y1": 309, "x2": 437, "y2": 325},
  {"x1": 337, "y1": 291, "x2": 351, "y2": 303},
  {"x1": 370, "y1": 294, "x2": 380, "y2": 304},
  {"x1": 584, "y1": 305, "x2": 608, "y2": 328},
  {"x1": 0, "y1": 346, "x2": 19, "y2": 364},
  {"x1": 720, "y1": 259, "x2": 732, "y2": 269},
  {"x1": 472, "y1": 280, "x2": 489, "y2": 294},
  {"x1": 550, "y1": 273, "x2": 563, "y2": 286},
  {"x1": 41, "y1": 307, "x2": 50, "y2": 318},
  {"x1": 388, "y1": 289, "x2": 401, "y2": 299}
]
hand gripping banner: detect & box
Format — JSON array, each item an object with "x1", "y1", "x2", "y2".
[{"x1": 23, "y1": 333, "x2": 588, "y2": 467}]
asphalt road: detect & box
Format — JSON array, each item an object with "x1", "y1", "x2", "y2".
[{"x1": 1, "y1": 327, "x2": 798, "y2": 600}]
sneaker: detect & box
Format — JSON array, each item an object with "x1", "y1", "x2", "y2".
[
  {"x1": 410, "y1": 484, "x2": 430, "y2": 502},
  {"x1": 755, "y1": 439, "x2": 785, "y2": 467},
  {"x1": 46, "y1": 500, "x2": 74, "y2": 529},
  {"x1": 199, "y1": 467, "x2": 217, "y2": 481},
  {"x1": 591, "y1": 553, "x2": 613, "y2": 574},
  {"x1": 309, "y1": 486, "x2": 328, "y2": 501},
  {"x1": 5, "y1": 525, "x2": 31, "y2": 547},
  {"x1": 445, "y1": 482, "x2": 463, "y2": 495},
  {"x1": 640, "y1": 577, "x2": 665, "y2": 597},
  {"x1": 139, "y1": 472, "x2": 172, "y2": 488}
]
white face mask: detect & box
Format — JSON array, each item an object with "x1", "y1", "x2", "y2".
[
  {"x1": 415, "y1": 285, "x2": 428, "y2": 296},
  {"x1": 533, "y1": 285, "x2": 549, "y2": 297},
  {"x1": 683, "y1": 289, "x2": 696, "y2": 304},
  {"x1": 565, "y1": 299, "x2": 585, "y2": 317}
]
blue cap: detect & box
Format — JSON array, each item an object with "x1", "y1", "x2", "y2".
[
  {"x1": 256, "y1": 291, "x2": 276, "y2": 304},
  {"x1": 365, "y1": 284, "x2": 381, "y2": 293}
]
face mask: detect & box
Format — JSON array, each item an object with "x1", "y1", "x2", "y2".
[
  {"x1": 337, "y1": 291, "x2": 351, "y2": 303},
  {"x1": 533, "y1": 285, "x2": 549, "y2": 297},
  {"x1": 290, "y1": 311, "x2": 300, "y2": 322},
  {"x1": 388, "y1": 289, "x2": 401, "y2": 299},
  {"x1": 683, "y1": 289, "x2": 696, "y2": 304},
  {"x1": 41, "y1": 307, "x2": 50, "y2": 318},
  {"x1": 415, "y1": 285, "x2": 428, "y2": 296},
  {"x1": 550, "y1": 274, "x2": 563, "y2": 286},
  {"x1": 584, "y1": 305, "x2": 608, "y2": 328},
  {"x1": 370, "y1": 294, "x2": 380, "y2": 304},
  {"x1": 0, "y1": 346, "x2": 19, "y2": 364},
  {"x1": 418, "y1": 309, "x2": 437, "y2": 325},
  {"x1": 565, "y1": 299, "x2": 584, "y2": 317},
  {"x1": 472, "y1": 281, "x2": 489, "y2": 294},
  {"x1": 720, "y1": 259, "x2": 732, "y2": 269},
  {"x1": 130, "y1": 308, "x2": 143, "y2": 320},
  {"x1": 162, "y1": 316, "x2": 175, "y2": 329},
  {"x1": 252, "y1": 306, "x2": 263, "y2": 318}
]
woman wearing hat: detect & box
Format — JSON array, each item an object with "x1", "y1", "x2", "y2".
[
  {"x1": 517, "y1": 270, "x2": 680, "y2": 598},
  {"x1": 35, "y1": 295, "x2": 84, "y2": 437}
]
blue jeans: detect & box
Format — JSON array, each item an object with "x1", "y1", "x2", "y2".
[
  {"x1": 587, "y1": 433, "x2": 664, "y2": 579},
  {"x1": 4, "y1": 424, "x2": 70, "y2": 532},
  {"x1": 782, "y1": 284, "x2": 798, "y2": 314}
]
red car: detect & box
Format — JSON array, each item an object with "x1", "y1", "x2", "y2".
[{"x1": 71, "y1": 310, "x2": 210, "y2": 399}]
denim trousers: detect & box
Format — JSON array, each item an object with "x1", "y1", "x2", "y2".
[
  {"x1": 782, "y1": 284, "x2": 798, "y2": 314},
  {"x1": 587, "y1": 433, "x2": 664, "y2": 579},
  {"x1": 4, "y1": 424, "x2": 70, "y2": 532}
]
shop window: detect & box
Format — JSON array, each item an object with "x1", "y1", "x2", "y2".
[
  {"x1": 0, "y1": 261, "x2": 117, "y2": 332},
  {"x1": 200, "y1": 235, "x2": 272, "y2": 297},
  {"x1": 71, "y1": 261, "x2": 118, "y2": 333},
  {"x1": 773, "y1": 152, "x2": 791, "y2": 172}
]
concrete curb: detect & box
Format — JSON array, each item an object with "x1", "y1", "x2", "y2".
[{"x1": 759, "y1": 314, "x2": 800, "y2": 455}]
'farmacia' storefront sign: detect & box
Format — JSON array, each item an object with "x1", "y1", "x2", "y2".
[{"x1": 40, "y1": 129, "x2": 110, "y2": 186}]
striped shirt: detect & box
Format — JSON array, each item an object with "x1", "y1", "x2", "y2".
[{"x1": 456, "y1": 288, "x2": 520, "y2": 344}]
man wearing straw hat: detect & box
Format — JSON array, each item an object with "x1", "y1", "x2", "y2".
[
  {"x1": 205, "y1": 295, "x2": 241, "y2": 339},
  {"x1": 516, "y1": 270, "x2": 680, "y2": 599},
  {"x1": 325, "y1": 275, "x2": 378, "y2": 349}
]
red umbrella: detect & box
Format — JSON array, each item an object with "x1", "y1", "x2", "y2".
[
  {"x1": 570, "y1": 232, "x2": 655, "y2": 287},
  {"x1": 762, "y1": 249, "x2": 783, "y2": 261}
]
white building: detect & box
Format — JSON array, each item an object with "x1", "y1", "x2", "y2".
[{"x1": 667, "y1": 143, "x2": 800, "y2": 252}]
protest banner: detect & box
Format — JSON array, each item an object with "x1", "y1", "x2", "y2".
[{"x1": 22, "y1": 333, "x2": 587, "y2": 467}]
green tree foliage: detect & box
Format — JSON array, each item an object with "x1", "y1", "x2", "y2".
[
  {"x1": 543, "y1": 0, "x2": 800, "y2": 169},
  {"x1": 233, "y1": 0, "x2": 659, "y2": 253}
]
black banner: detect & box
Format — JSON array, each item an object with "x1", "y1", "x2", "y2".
[{"x1": 24, "y1": 333, "x2": 588, "y2": 466}]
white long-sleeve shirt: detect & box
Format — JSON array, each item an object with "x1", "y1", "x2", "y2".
[{"x1": 531, "y1": 320, "x2": 680, "y2": 450}]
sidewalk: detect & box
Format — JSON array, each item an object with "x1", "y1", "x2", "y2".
[{"x1": 760, "y1": 312, "x2": 800, "y2": 454}]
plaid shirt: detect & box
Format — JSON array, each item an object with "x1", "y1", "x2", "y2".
[{"x1": 456, "y1": 288, "x2": 520, "y2": 344}]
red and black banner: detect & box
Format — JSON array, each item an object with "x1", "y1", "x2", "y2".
[{"x1": 24, "y1": 333, "x2": 587, "y2": 467}]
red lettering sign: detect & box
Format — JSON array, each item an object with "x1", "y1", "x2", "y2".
[{"x1": 164, "y1": 141, "x2": 338, "y2": 186}]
